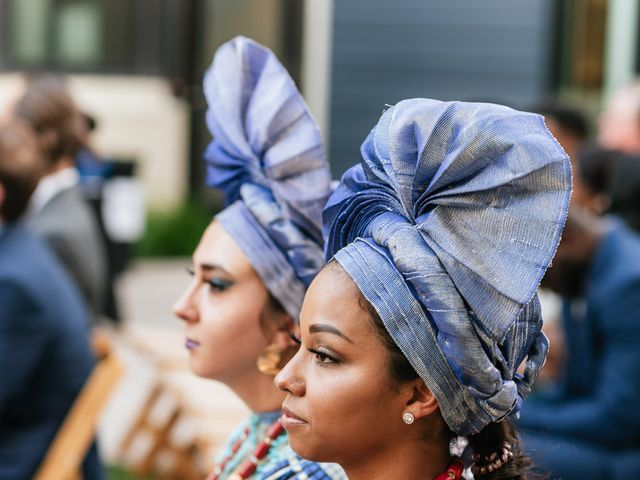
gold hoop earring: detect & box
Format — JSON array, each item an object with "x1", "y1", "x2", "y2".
[{"x1": 257, "y1": 344, "x2": 296, "y2": 376}]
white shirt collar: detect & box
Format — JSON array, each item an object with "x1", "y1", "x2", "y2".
[{"x1": 29, "y1": 167, "x2": 80, "y2": 213}]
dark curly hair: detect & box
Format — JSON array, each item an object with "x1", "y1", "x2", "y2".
[{"x1": 327, "y1": 259, "x2": 544, "y2": 480}]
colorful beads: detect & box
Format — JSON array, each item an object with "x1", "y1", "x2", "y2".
[
  {"x1": 471, "y1": 442, "x2": 514, "y2": 476},
  {"x1": 209, "y1": 419, "x2": 285, "y2": 479},
  {"x1": 434, "y1": 458, "x2": 464, "y2": 480}
]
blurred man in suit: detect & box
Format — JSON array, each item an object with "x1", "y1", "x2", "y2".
[
  {"x1": 0, "y1": 122, "x2": 102, "y2": 479},
  {"x1": 519, "y1": 206, "x2": 640, "y2": 479},
  {"x1": 15, "y1": 75, "x2": 107, "y2": 320}
]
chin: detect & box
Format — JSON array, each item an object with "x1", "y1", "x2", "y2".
[
  {"x1": 288, "y1": 435, "x2": 332, "y2": 464},
  {"x1": 188, "y1": 357, "x2": 216, "y2": 380}
]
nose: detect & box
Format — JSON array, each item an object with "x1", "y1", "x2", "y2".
[
  {"x1": 275, "y1": 348, "x2": 305, "y2": 397},
  {"x1": 173, "y1": 283, "x2": 199, "y2": 324}
]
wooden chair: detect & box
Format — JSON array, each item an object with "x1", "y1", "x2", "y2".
[
  {"x1": 116, "y1": 328, "x2": 248, "y2": 479},
  {"x1": 116, "y1": 332, "x2": 207, "y2": 480},
  {"x1": 34, "y1": 330, "x2": 124, "y2": 480},
  {"x1": 117, "y1": 379, "x2": 205, "y2": 480}
]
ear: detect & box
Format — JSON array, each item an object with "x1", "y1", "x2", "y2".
[
  {"x1": 591, "y1": 193, "x2": 611, "y2": 215},
  {"x1": 0, "y1": 183, "x2": 5, "y2": 216},
  {"x1": 405, "y1": 379, "x2": 440, "y2": 420},
  {"x1": 268, "y1": 314, "x2": 299, "y2": 371},
  {"x1": 266, "y1": 310, "x2": 296, "y2": 348}
]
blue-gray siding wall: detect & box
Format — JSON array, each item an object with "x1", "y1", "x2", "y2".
[{"x1": 329, "y1": 0, "x2": 557, "y2": 175}]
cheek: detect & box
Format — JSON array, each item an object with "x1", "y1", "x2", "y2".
[
  {"x1": 195, "y1": 293, "x2": 269, "y2": 372},
  {"x1": 307, "y1": 364, "x2": 396, "y2": 436},
  {"x1": 200, "y1": 288, "x2": 264, "y2": 335},
  {"x1": 290, "y1": 365, "x2": 401, "y2": 464}
]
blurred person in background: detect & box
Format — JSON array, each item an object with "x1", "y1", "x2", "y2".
[
  {"x1": 76, "y1": 111, "x2": 144, "y2": 326},
  {"x1": 572, "y1": 144, "x2": 640, "y2": 232},
  {"x1": 518, "y1": 204, "x2": 640, "y2": 479},
  {"x1": 74, "y1": 112, "x2": 121, "y2": 323},
  {"x1": 535, "y1": 102, "x2": 589, "y2": 160},
  {"x1": 598, "y1": 80, "x2": 640, "y2": 154},
  {"x1": 519, "y1": 111, "x2": 640, "y2": 477},
  {"x1": 602, "y1": 150, "x2": 640, "y2": 232},
  {"x1": 14, "y1": 74, "x2": 107, "y2": 322},
  {"x1": 0, "y1": 121, "x2": 102, "y2": 479},
  {"x1": 533, "y1": 103, "x2": 591, "y2": 384},
  {"x1": 572, "y1": 144, "x2": 615, "y2": 215},
  {"x1": 172, "y1": 37, "x2": 344, "y2": 479},
  {"x1": 534, "y1": 104, "x2": 621, "y2": 218}
]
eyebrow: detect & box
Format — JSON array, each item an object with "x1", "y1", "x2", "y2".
[
  {"x1": 198, "y1": 263, "x2": 233, "y2": 277},
  {"x1": 309, "y1": 323, "x2": 354, "y2": 343}
]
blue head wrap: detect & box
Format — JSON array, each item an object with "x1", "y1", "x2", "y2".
[
  {"x1": 203, "y1": 36, "x2": 331, "y2": 320},
  {"x1": 324, "y1": 99, "x2": 571, "y2": 435}
]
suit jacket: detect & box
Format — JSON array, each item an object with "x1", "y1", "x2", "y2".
[
  {"x1": 0, "y1": 223, "x2": 102, "y2": 479},
  {"x1": 519, "y1": 219, "x2": 640, "y2": 478},
  {"x1": 26, "y1": 186, "x2": 107, "y2": 319}
]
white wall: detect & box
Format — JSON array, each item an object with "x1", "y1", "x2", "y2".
[
  {"x1": 603, "y1": 0, "x2": 640, "y2": 101},
  {"x1": 302, "y1": 0, "x2": 334, "y2": 152},
  {"x1": 0, "y1": 74, "x2": 189, "y2": 211}
]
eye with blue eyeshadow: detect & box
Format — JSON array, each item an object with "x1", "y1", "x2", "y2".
[{"x1": 207, "y1": 277, "x2": 233, "y2": 292}]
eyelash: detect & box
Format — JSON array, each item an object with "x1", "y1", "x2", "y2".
[
  {"x1": 309, "y1": 347, "x2": 339, "y2": 366},
  {"x1": 289, "y1": 332, "x2": 302, "y2": 344},
  {"x1": 208, "y1": 277, "x2": 232, "y2": 292},
  {"x1": 185, "y1": 266, "x2": 233, "y2": 292},
  {"x1": 289, "y1": 332, "x2": 339, "y2": 366}
]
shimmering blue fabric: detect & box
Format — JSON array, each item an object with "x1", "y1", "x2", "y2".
[
  {"x1": 203, "y1": 36, "x2": 331, "y2": 319},
  {"x1": 324, "y1": 99, "x2": 571, "y2": 435}
]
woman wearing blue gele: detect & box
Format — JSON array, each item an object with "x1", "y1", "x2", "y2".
[
  {"x1": 173, "y1": 37, "x2": 344, "y2": 480},
  {"x1": 276, "y1": 99, "x2": 571, "y2": 479}
]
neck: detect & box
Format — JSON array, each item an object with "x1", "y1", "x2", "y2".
[
  {"x1": 225, "y1": 370, "x2": 286, "y2": 414},
  {"x1": 46, "y1": 156, "x2": 75, "y2": 174},
  {"x1": 343, "y1": 436, "x2": 450, "y2": 480}
]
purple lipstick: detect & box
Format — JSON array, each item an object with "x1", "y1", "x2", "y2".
[{"x1": 185, "y1": 338, "x2": 200, "y2": 350}]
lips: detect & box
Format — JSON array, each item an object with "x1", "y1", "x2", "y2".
[
  {"x1": 185, "y1": 338, "x2": 200, "y2": 350},
  {"x1": 281, "y1": 405, "x2": 307, "y2": 428}
]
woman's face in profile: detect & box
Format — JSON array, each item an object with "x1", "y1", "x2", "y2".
[
  {"x1": 173, "y1": 221, "x2": 272, "y2": 383},
  {"x1": 275, "y1": 264, "x2": 412, "y2": 465}
]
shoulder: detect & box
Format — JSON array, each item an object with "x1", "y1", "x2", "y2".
[
  {"x1": 0, "y1": 275, "x2": 37, "y2": 308},
  {"x1": 0, "y1": 225, "x2": 52, "y2": 282},
  {"x1": 1, "y1": 224, "x2": 63, "y2": 277},
  {"x1": 588, "y1": 226, "x2": 640, "y2": 330},
  {"x1": 592, "y1": 224, "x2": 640, "y2": 291},
  {"x1": 0, "y1": 222, "x2": 39, "y2": 252},
  {"x1": 53, "y1": 186, "x2": 95, "y2": 220},
  {"x1": 32, "y1": 187, "x2": 94, "y2": 228},
  {"x1": 0, "y1": 226, "x2": 90, "y2": 319}
]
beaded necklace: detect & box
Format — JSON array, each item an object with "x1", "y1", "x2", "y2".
[
  {"x1": 207, "y1": 418, "x2": 285, "y2": 480},
  {"x1": 209, "y1": 418, "x2": 462, "y2": 480},
  {"x1": 434, "y1": 458, "x2": 464, "y2": 480}
]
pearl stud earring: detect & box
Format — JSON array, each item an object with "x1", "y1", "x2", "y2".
[{"x1": 402, "y1": 412, "x2": 415, "y2": 424}]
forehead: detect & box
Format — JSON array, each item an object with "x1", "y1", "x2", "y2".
[
  {"x1": 301, "y1": 265, "x2": 373, "y2": 339},
  {"x1": 194, "y1": 221, "x2": 256, "y2": 279},
  {"x1": 606, "y1": 92, "x2": 640, "y2": 118}
]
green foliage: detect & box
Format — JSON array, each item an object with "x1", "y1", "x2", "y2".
[
  {"x1": 107, "y1": 465, "x2": 154, "y2": 480},
  {"x1": 135, "y1": 200, "x2": 214, "y2": 257}
]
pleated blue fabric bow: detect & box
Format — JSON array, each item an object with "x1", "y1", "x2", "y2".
[
  {"x1": 203, "y1": 36, "x2": 331, "y2": 319},
  {"x1": 324, "y1": 99, "x2": 571, "y2": 435}
]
